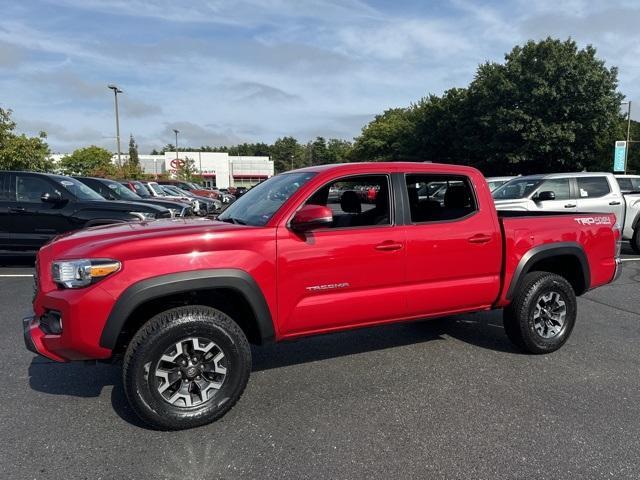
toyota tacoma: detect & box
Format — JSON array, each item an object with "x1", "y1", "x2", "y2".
[{"x1": 23, "y1": 162, "x2": 621, "y2": 430}]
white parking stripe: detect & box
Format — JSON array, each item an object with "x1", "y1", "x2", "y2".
[
  {"x1": 0, "y1": 274, "x2": 33, "y2": 277},
  {"x1": 620, "y1": 258, "x2": 640, "y2": 262}
]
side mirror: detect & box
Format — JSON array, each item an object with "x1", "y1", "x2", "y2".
[
  {"x1": 536, "y1": 191, "x2": 556, "y2": 202},
  {"x1": 41, "y1": 192, "x2": 65, "y2": 204},
  {"x1": 291, "y1": 204, "x2": 333, "y2": 232}
]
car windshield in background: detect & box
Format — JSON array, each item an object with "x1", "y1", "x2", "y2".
[
  {"x1": 218, "y1": 172, "x2": 316, "y2": 226},
  {"x1": 55, "y1": 176, "x2": 105, "y2": 201},
  {"x1": 106, "y1": 182, "x2": 141, "y2": 201},
  {"x1": 492, "y1": 178, "x2": 542, "y2": 200}
]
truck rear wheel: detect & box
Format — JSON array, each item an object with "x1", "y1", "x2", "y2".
[
  {"x1": 631, "y1": 228, "x2": 640, "y2": 255},
  {"x1": 122, "y1": 305, "x2": 251, "y2": 430},
  {"x1": 503, "y1": 272, "x2": 577, "y2": 354}
]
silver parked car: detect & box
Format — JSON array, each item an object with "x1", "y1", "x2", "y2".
[
  {"x1": 492, "y1": 172, "x2": 624, "y2": 219},
  {"x1": 486, "y1": 176, "x2": 516, "y2": 192}
]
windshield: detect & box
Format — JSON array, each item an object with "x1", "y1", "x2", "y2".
[
  {"x1": 147, "y1": 182, "x2": 165, "y2": 196},
  {"x1": 218, "y1": 172, "x2": 316, "y2": 226},
  {"x1": 131, "y1": 182, "x2": 151, "y2": 198},
  {"x1": 492, "y1": 178, "x2": 542, "y2": 200},
  {"x1": 56, "y1": 177, "x2": 105, "y2": 201},
  {"x1": 106, "y1": 182, "x2": 142, "y2": 201}
]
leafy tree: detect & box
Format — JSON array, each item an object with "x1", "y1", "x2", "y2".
[
  {"x1": 352, "y1": 38, "x2": 624, "y2": 175},
  {"x1": 271, "y1": 136, "x2": 304, "y2": 172},
  {"x1": 0, "y1": 108, "x2": 52, "y2": 171},
  {"x1": 59, "y1": 145, "x2": 115, "y2": 176},
  {"x1": 123, "y1": 134, "x2": 144, "y2": 179},
  {"x1": 326, "y1": 138, "x2": 353, "y2": 163},
  {"x1": 175, "y1": 157, "x2": 202, "y2": 183}
]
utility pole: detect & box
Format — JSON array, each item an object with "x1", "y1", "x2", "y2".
[
  {"x1": 290, "y1": 154, "x2": 294, "y2": 171},
  {"x1": 625, "y1": 101, "x2": 632, "y2": 174},
  {"x1": 107, "y1": 84, "x2": 123, "y2": 166},
  {"x1": 173, "y1": 129, "x2": 180, "y2": 162}
]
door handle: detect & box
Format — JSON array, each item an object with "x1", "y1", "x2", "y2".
[
  {"x1": 609, "y1": 201, "x2": 621, "y2": 206},
  {"x1": 468, "y1": 234, "x2": 492, "y2": 244},
  {"x1": 8, "y1": 207, "x2": 26, "y2": 213},
  {"x1": 375, "y1": 241, "x2": 403, "y2": 251},
  {"x1": 564, "y1": 204, "x2": 576, "y2": 208}
]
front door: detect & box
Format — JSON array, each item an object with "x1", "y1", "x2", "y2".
[
  {"x1": 531, "y1": 178, "x2": 576, "y2": 212},
  {"x1": 276, "y1": 173, "x2": 406, "y2": 337}
]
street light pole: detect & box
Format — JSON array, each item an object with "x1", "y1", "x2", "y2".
[
  {"x1": 107, "y1": 84, "x2": 123, "y2": 166},
  {"x1": 173, "y1": 129, "x2": 179, "y2": 162}
]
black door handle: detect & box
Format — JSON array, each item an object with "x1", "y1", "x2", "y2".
[
  {"x1": 8, "y1": 207, "x2": 26, "y2": 213},
  {"x1": 564, "y1": 204, "x2": 576, "y2": 208},
  {"x1": 609, "y1": 201, "x2": 621, "y2": 206}
]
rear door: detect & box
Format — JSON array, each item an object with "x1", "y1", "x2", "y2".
[
  {"x1": 401, "y1": 173, "x2": 502, "y2": 316},
  {"x1": 0, "y1": 172, "x2": 15, "y2": 249},
  {"x1": 575, "y1": 176, "x2": 624, "y2": 224}
]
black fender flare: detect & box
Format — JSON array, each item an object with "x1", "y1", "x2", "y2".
[
  {"x1": 99, "y1": 269, "x2": 275, "y2": 349},
  {"x1": 505, "y1": 242, "x2": 590, "y2": 300}
]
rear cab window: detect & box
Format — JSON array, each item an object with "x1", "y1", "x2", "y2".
[{"x1": 405, "y1": 174, "x2": 477, "y2": 222}]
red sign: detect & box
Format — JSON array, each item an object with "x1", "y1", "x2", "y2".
[{"x1": 170, "y1": 158, "x2": 185, "y2": 169}]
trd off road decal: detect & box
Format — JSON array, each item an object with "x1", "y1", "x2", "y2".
[{"x1": 574, "y1": 217, "x2": 612, "y2": 225}]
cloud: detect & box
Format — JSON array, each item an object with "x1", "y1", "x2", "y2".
[
  {"x1": 0, "y1": 40, "x2": 24, "y2": 68},
  {"x1": 228, "y1": 81, "x2": 301, "y2": 103},
  {"x1": 160, "y1": 122, "x2": 245, "y2": 148},
  {"x1": 121, "y1": 97, "x2": 162, "y2": 117}
]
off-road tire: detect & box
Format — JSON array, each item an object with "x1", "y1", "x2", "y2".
[
  {"x1": 123, "y1": 305, "x2": 251, "y2": 430},
  {"x1": 631, "y1": 228, "x2": 640, "y2": 255},
  {"x1": 503, "y1": 272, "x2": 577, "y2": 354}
]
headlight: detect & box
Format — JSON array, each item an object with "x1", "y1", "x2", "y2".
[
  {"x1": 52, "y1": 259, "x2": 121, "y2": 288},
  {"x1": 129, "y1": 211, "x2": 156, "y2": 220}
]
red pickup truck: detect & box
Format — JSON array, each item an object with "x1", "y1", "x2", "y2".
[{"x1": 23, "y1": 162, "x2": 621, "y2": 430}]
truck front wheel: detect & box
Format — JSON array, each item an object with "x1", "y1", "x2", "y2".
[
  {"x1": 122, "y1": 305, "x2": 251, "y2": 430},
  {"x1": 631, "y1": 228, "x2": 640, "y2": 255},
  {"x1": 503, "y1": 272, "x2": 577, "y2": 354}
]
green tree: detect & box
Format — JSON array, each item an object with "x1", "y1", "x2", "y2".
[
  {"x1": 326, "y1": 138, "x2": 353, "y2": 163},
  {"x1": 59, "y1": 145, "x2": 115, "y2": 176},
  {"x1": 175, "y1": 157, "x2": 202, "y2": 182},
  {"x1": 271, "y1": 136, "x2": 304, "y2": 172},
  {"x1": 124, "y1": 134, "x2": 143, "y2": 179},
  {"x1": 352, "y1": 38, "x2": 624, "y2": 175},
  {"x1": 0, "y1": 108, "x2": 52, "y2": 171}
]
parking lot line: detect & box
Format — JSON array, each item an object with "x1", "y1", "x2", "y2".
[
  {"x1": 620, "y1": 258, "x2": 640, "y2": 262},
  {"x1": 0, "y1": 274, "x2": 33, "y2": 277}
]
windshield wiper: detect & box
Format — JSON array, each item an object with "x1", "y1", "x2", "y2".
[{"x1": 220, "y1": 216, "x2": 246, "y2": 225}]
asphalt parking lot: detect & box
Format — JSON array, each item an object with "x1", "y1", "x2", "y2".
[{"x1": 1, "y1": 247, "x2": 639, "y2": 480}]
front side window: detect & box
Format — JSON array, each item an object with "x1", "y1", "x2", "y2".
[
  {"x1": 577, "y1": 177, "x2": 611, "y2": 198},
  {"x1": 16, "y1": 175, "x2": 61, "y2": 202},
  {"x1": 218, "y1": 172, "x2": 316, "y2": 226},
  {"x1": 535, "y1": 179, "x2": 571, "y2": 200},
  {"x1": 304, "y1": 175, "x2": 391, "y2": 228},
  {"x1": 405, "y1": 174, "x2": 477, "y2": 222}
]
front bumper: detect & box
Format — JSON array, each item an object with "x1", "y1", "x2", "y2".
[{"x1": 22, "y1": 316, "x2": 38, "y2": 355}]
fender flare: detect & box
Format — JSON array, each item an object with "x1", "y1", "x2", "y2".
[
  {"x1": 505, "y1": 242, "x2": 590, "y2": 300},
  {"x1": 99, "y1": 268, "x2": 275, "y2": 349}
]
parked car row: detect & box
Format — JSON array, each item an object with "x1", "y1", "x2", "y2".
[
  {"x1": 490, "y1": 173, "x2": 640, "y2": 253},
  {"x1": 0, "y1": 170, "x2": 235, "y2": 254}
]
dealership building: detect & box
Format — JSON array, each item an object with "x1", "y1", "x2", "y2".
[{"x1": 50, "y1": 151, "x2": 274, "y2": 189}]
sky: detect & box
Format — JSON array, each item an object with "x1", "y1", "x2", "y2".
[{"x1": 1, "y1": 0, "x2": 640, "y2": 154}]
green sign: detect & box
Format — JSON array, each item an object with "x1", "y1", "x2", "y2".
[{"x1": 614, "y1": 141, "x2": 626, "y2": 172}]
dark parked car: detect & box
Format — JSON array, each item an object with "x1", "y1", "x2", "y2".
[
  {"x1": 159, "y1": 184, "x2": 222, "y2": 215},
  {"x1": 74, "y1": 176, "x2": 192, "y2": 217},
  {"x1": 0, "y1": 171, "x2": 170, "y2": 253}
]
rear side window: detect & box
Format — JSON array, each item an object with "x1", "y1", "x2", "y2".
[
  {"x1": 0, "y1": 173, "x2": 11, "y2": 201},
  {"x1": 405, "y1": 174, "x2": 477, "y2": 222},
  {"x1": 617, "y1": 178, "x2": 640, "y2": 192},
  {"x1": 577, "y1": 177, "x2": 611, "y2": 198}
]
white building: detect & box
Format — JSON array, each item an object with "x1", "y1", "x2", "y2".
[{"x1": 49, "y1": 151, "x2": 274, "y2": 189}]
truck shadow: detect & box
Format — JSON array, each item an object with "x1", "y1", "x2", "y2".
[{"x1": 26, "y1": 310, "x2": 517, "y2": 428}]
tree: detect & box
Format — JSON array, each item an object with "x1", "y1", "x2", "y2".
[
  {"x1": 352, "y1": 38, "x2": 624, "y2": 175},
  {"x1": 175, "y1": 157, "x2": 202, "y2": 182},
  {"x1": 59, "y1": 145, "x2": 115, "y2": 176},
  {"x1": 0, "y1": 108, "x2": 52, "y2": 171},
  {"x1": 271, "y1": 136, "x2": 304, "y2": 172},
  {"x1": 124, "y1": 134, "x2": 144, "y2": 179}
]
